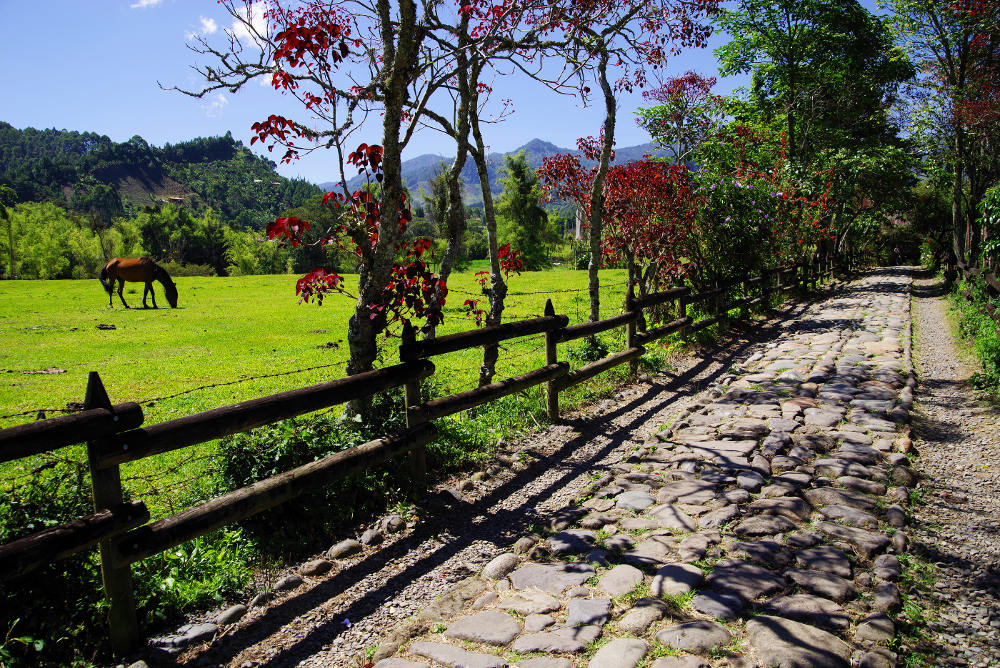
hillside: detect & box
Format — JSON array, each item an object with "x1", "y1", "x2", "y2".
[
  {"x1": 0, "y1": 122, "x2": 320, "y2": 229},
  {"x1": 320, "y1": 138, "x2": 666, "y2": 204}
]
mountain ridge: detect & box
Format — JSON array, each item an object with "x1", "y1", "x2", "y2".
[{"x1": 319, "y1": 138, "x2": 666, "y2": 204}]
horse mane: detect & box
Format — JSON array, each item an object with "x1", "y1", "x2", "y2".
[{"x1": 145, "y1": 257, "x2": 174, "y2": 285}]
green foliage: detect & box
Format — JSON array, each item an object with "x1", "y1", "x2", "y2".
[
  {"x1": 952, "y1": 282, "x2": 1000, "y2": 392},
  {"x1": 715, "y1": 0, "x2": 912, "y2": 161},
  {"x1": 977, "y1": 184, "x2": 1000, "y2": 267},
  {"x1": 567, "y1": 335, "x2": 612, "y2": 363},
  {"x1": 0, "y1": 123, "x2": 320, "y2": 235},
  {"x1": 216, "y1": 392, "x2": 413, "y2": 555},
  {"x1": 0, "y1": 201, "x2": 142, "y2": 279},
  {"x1": 0, "y1": 456, "x2": 106, "y2": 665},
  {"x1": 497, "y1": 151, "x2": 554, "y2": 270},
  {"x1": 0, "y1": 453, "x2": 254, "y2": 666},
  {"x1": 133, "y1": 529, "x2": 253, "y2": 626}
]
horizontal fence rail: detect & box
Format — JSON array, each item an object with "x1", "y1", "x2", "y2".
[
  {"x1": 0, "y1": 501, "x2": 149, "y2": 581},
  {"x1": 95, "y1": 360, "x2": 435, "y2": 468},
  {"x1": 0, "y1": 402, "x2": 143, "y2": 465},
  {"x1": 0, "y1": 251, "x2": 850, "y2": 657}
]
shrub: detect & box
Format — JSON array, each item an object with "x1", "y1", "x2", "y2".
[
  {"x1": 216, "y1": 390, "x2": 413, "y2": 556},
  {"x1": 0, "y1": 455, "x2": 253, "y2": 665},
  {"x1": 157, "y1": 260, "x2": 216, "y2": 277}
]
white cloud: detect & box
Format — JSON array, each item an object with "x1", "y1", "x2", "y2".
[
  {"x1": 130, "y1": 0, "x2": 164, "y2": 8},
  {"x1": 199, "y1": 16, "x2": 218, "y2": 35},
  {"x1": 202, "y1": 93, "x2": 229, "y2": 117},
  {"x1": 186, "y1": 16, "x2": 219, "y2": 40},
  {"x1": 231, "y1": 1, "x2": 268, "y2": 48}
]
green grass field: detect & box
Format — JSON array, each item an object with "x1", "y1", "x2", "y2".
[
  {"x1": 0, "y1": 268, "x2": 629, "y2": 428},
  {"x1": 1, "y1": 268, "x2": 637, "y2": 519}
]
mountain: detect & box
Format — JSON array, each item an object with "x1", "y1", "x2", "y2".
[{"x1": 319, "y1": 138, "x2": 667, "y2": 205}]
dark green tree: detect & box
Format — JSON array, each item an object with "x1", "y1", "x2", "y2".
[
  {"x1": 0, "y1": 185, "x2": 16, "y2": 277},
  {"x1": 497, "y1": 151, "x2": 551, "y2": 270},
  {"x1": 715, "y1": 0, "x2": 913, "y2": 162}
]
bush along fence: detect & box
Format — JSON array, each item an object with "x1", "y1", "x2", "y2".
[
  {"x1": 955, "y1": 259, "x2": 1000, "y2": 327},
  {"x1": 0, "y1": 253, "x2": 852, "y2": 657}
]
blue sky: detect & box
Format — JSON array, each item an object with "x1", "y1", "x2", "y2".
[{"x1": 1, "y1": 1, "x2": 747, "y2": 185}]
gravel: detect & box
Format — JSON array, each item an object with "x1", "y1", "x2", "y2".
[{"x1": 905, "y1": 271, "x2": 1000, "y2": 667}]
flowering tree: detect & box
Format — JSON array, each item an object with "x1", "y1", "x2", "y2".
[
  {"x1": 173, "y1": 0, "x2": 480, "y2": 377},
  {"x1": 266, "y1": 143, "x2": 446, "y2": 332},
  {"x1": 505, "y1": 0, "x2": 721, "y2": 321},
  {"x1": 636, "y1": 72, "x2": 726, "y2": 165},
  {"x1": 541, "y1": 148, "x2": 702, "y2": 302}
]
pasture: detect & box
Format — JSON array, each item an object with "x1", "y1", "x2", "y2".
[{"x1": 0, "y1": 268, "x2": 636, "y2": 517}]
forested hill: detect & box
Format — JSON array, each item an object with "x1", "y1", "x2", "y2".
[{"x1": 0, "y1": 122, "x2": 320, "y2": 229}]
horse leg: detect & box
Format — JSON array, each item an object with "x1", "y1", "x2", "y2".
[
  {"x1": 117, "y1": 279, "x2": 130, "y2": 309},
  {"x1": 145, "y1": 281, "x2": 158, "y2": 309}
]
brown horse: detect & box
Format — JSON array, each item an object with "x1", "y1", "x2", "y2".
[{"x1": 99, "y1": 257, "x2": 178, "y2": 309}]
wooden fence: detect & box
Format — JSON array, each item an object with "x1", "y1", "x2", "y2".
[
  {"x1": 955, "y1": 260, "x2": 1000, "y2": 327},
  {"x1": 0, "y1": 255, "x2": 845, "y2": 656}
]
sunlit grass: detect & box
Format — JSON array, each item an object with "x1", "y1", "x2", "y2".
[{"x1": 0, "y1": 268, "x2": 634, "y2": 518}]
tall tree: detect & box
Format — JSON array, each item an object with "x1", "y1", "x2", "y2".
[
  {"x1": 716, "y1": 0, "x2": 912, "y2": 162},
  {"x1": 0, "y1": 185, "x2": 16, "y2": 277},
  {"x1": 497, "y1": 151, "x2": 551, "y2": 270},
  {"x1": 887, "y1": 0, "x2": 999, "y2": 262},
  {"x1": 497, "y1": 0, "x2": 719, "y2": 320},
  {"x1": 175, "y1": 0, "x2": 456, "y2": 377}
]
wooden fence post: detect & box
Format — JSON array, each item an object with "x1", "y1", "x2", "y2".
[
  {"x1": 625, "y1": 284, "x2": 639, "y2": 376},
  {"x1": 544, "y1": 300, "x2": 561, "y2": 421},
  {"x1": 678, "y1": 292, "x2": 690, "y2": 340},
  {"x1": 84, "y1": 372, "x2": 139, "y2": 657},
  {"x1": 400, "y1": 323, "x2": 427, "y2": 492}
]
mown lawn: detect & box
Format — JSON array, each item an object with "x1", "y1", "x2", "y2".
[
  {"x1": 0, "y1": 268, "x2": 634, "y2": 517},
  {"x1": 0, "y1": 268, "x2": 629, "y2": 427}
]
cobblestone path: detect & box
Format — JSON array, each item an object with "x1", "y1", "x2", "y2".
[{"x1": 372, "y1": 269, "x2": 916, "y2": 668}]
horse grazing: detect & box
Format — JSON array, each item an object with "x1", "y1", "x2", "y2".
[{"x1": 99, "y1": 257, "x2": 178, "y2": 309}]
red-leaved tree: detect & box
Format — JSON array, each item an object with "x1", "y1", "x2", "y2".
[
  {"x1": 267, "y1": 143, "x2": 447, "y2": 332},
  {"x1": 603, "y1": 160, "x2": 701, "y2": 299}
]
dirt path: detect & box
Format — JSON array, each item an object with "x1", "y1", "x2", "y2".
[
  {"x1": 906, "y1": 272, "x2": 1000, "y2": 667},
  {"x1": 164, "y1": 292, "x2": 817, "y2": 667}
]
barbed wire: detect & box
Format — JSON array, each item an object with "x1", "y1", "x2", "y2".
[
  {"x1": 0, "y1": 356, "x2": 353, "y2": 423},
  {"x1": 446, "y1": 280, "x2": 629, "y2": 298},
  {"x1": 1, "y1": 280, "x2": 630, "y2": 423},
  {"x1": 137, "y1": 357, "x2": 352, "y2": 407}
]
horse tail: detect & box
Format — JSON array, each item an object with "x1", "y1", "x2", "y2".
[{"x1": 99, "y1": 264, "x2": 113, "y2": 295}]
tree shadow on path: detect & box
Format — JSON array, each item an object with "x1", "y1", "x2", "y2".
[{"x1": 176, "y1": 298, "x2": 819, "y2": 667}]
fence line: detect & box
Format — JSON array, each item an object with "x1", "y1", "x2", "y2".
[{"x1": 0, "y1": 252, "x2": 853, "y2": 657}]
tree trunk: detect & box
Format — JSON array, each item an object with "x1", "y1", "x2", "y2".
[
  {"x1": 346, "y1": 0, "x2": 418, "y2": 381},
  {"x1": 421, "y1": 3, "x2": 472, "y2": 340},
  {"x1": 587, "y1": 49, "x2": 616, "y2": 322},
  {"x1": 470, "y1": 88, "x2": 508, "y2": 386},
  {"x1": 952, "y1": 134, "x2": 967, "y2": 264}
]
